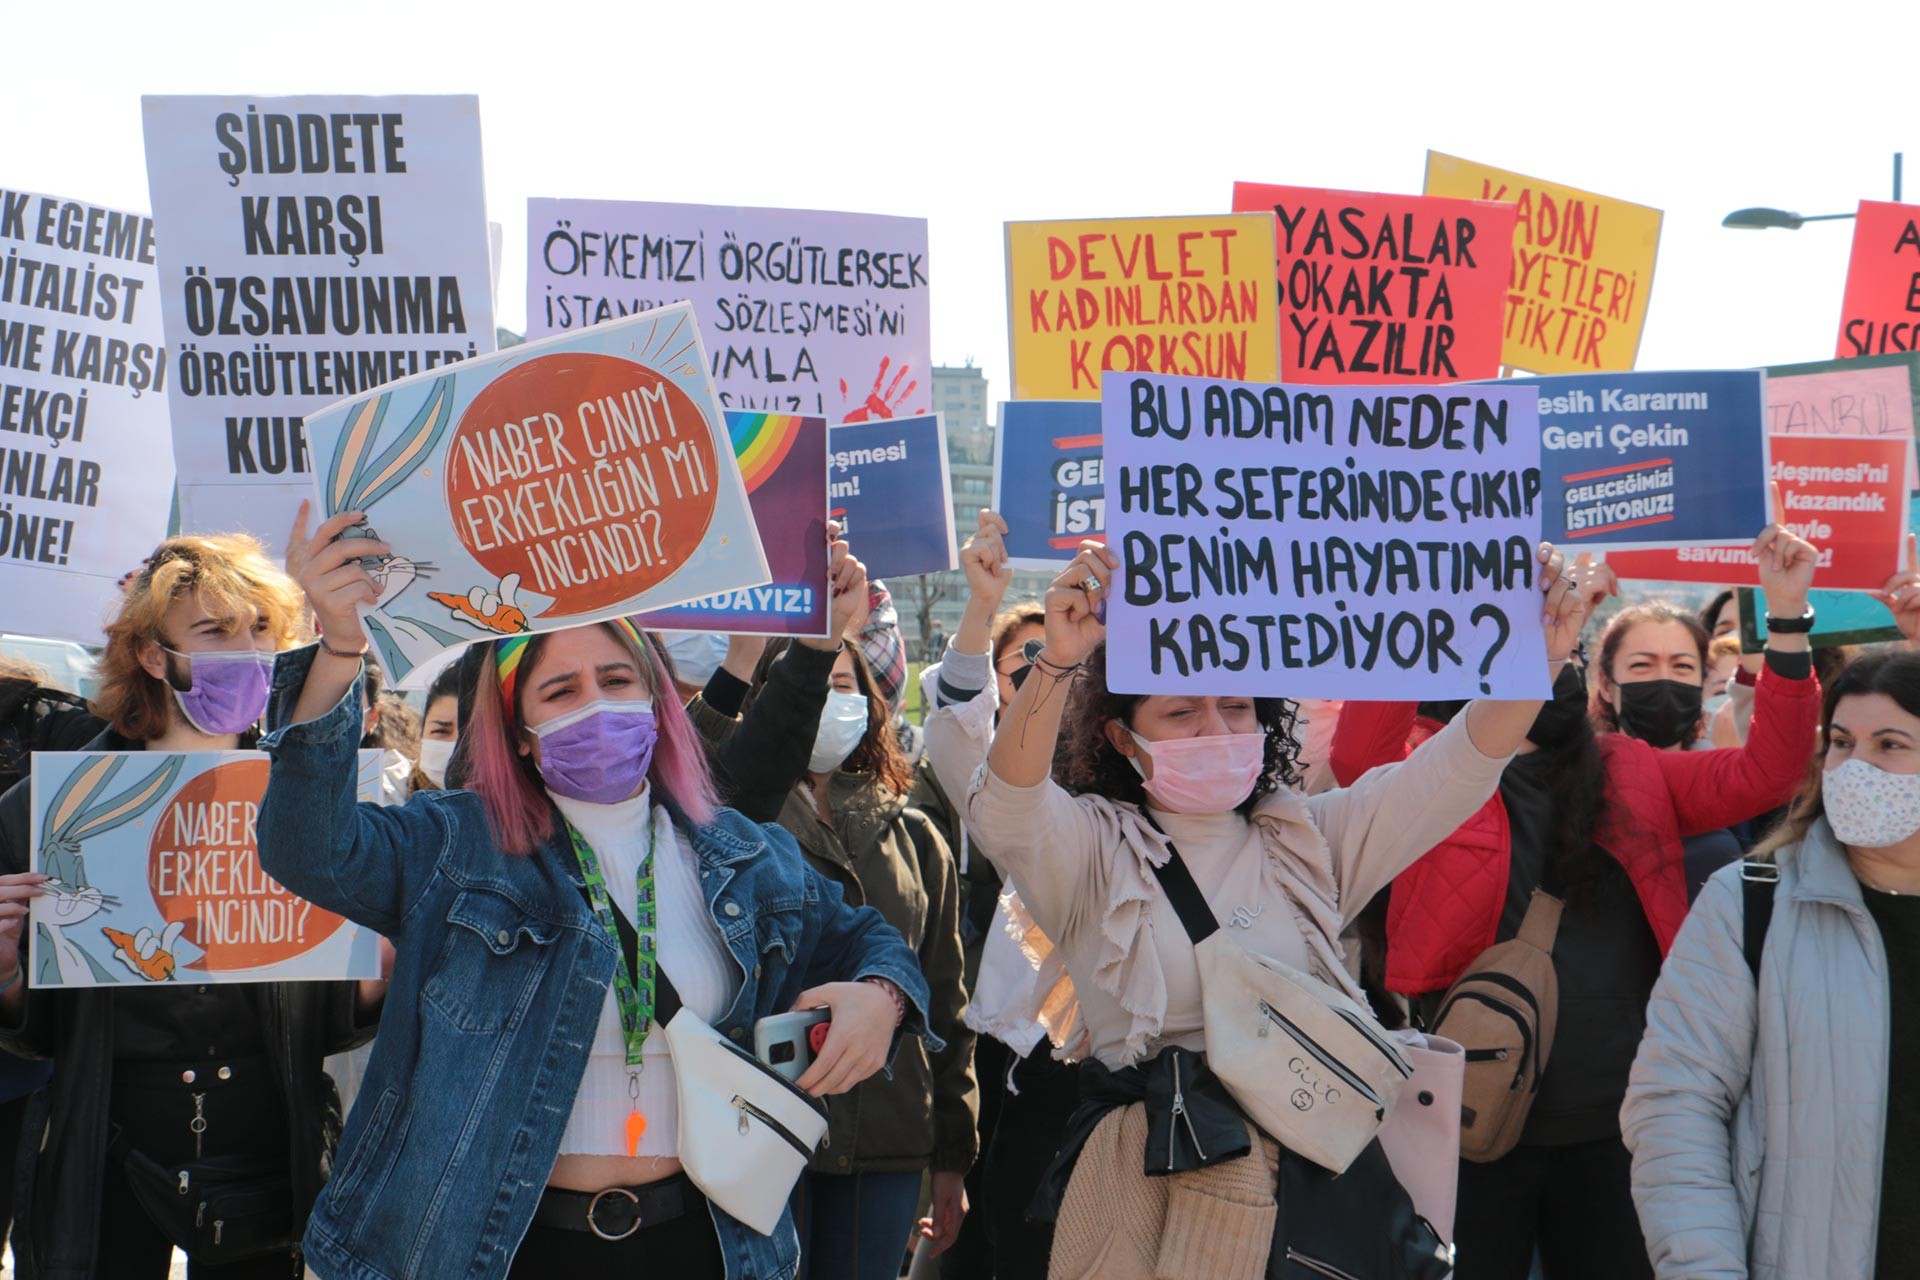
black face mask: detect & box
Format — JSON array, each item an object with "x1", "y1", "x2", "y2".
[
  {"x1": 1615, "y1": 679, "x2": 1705, "y2": 749},
  {"x1": 1527, "y1": 663, "x2": 1591, "y2": 748}
]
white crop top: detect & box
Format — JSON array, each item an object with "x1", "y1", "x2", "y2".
[{"x1": 551, "y1": 788, "x2": 738, "y2": 1158}]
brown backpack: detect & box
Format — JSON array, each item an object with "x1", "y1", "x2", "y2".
[{"x1": 1429, "y1": 890, "x2": 1562, "y2": 1163}]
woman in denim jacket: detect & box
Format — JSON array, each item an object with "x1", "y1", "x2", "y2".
[{"x1": 255, "y1": 512, "x2": 935, "y2": 1280}]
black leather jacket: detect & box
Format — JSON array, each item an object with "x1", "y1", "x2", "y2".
[{"x1": 0, "y1": 726, "x2": 373, "y2": 1280}]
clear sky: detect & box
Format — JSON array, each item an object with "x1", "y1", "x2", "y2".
[{"x1": 5, "y1": 0, "x2": 1914, "y2": 403}]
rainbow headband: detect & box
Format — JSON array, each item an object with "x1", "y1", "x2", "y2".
[{"x1": 495, "y1": 619, "x2": 648, "y2": 720}]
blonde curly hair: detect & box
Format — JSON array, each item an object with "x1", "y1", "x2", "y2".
[{"x1": 95, "y1": 534, "x2": 305, "y2": 739}]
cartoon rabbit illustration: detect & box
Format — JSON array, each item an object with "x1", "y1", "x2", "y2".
[
  {"x1": 316, "y1": 372, "x2": 557, "y2": 680},
  {"x1": 323, "y1": 372, "x2": 458, "y2": 610},
  {"x1": 35, "y1": 754, "x2": 184, "y2": 985}
]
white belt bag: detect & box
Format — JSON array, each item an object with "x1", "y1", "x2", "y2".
[
  {"x1": 625, "y1": 955, "x2": 829, "y2": 1237},
  {"x1": 1146, "y1": 818, "x2": 1411, "y2": 1174},
  {"x1": 664, "y1": 1007, "x2": 830, "y2": 1236}
]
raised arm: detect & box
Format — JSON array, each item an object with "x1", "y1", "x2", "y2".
[
  {"x1": 287, "y1": 509, "x2": 384, "y2": 729},
  {"x1": 922, "y1": 510, "x2": 1013, "y2": 829},
  {"x1": 951, "y1": 509, "x2": 1013, "y2": 670},
  {"x1": 258, "y1": 645, "x2": 449, "y2": 936},
  {"x1": 704, "y1": 530, "x2": 867, "y2": 822},
  {"x1": 985, "y1": 543, "x2": 1113, "y2": 790},
  {"x1": 1655, "y1": 491, "x2": 1821, "y2": 834},
  {"x1": 1309, "y1": 544, "x2": 1587, "y2": 914},
  {"x1": 1656, "y1": 657, "x2": 1821, "y2": 836},
  {"x1": 1621, "y1": 870, "x2": 1756, "y2": 1280}
]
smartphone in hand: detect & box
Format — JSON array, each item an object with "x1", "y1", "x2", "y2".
[{"x1": 754, "y1": 1009, "x2": 831, "y2": 1084}]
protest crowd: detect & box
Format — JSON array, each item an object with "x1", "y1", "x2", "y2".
[{"x1": 4, "y1": 94, "x2": 1920, "y2": 1280}]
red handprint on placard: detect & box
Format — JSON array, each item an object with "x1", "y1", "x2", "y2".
[{"x1": 839, "y1": 358, "x2": 918, "y2": 422}]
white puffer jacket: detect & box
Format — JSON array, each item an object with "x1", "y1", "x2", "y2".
[{"x1": 1622, "y1": 819, "x2": 1890, "y2": 1280}]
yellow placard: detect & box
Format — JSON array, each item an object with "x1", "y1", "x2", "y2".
[
  {"x1": 1423, "y1": 152, "x2": 1662, "y2": 374},
  {"x1": 1005, "y1": 214, "x2": 1279, "y2": 400}
]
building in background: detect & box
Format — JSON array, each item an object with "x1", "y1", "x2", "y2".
[{"x1": 887, "y1": 365, "x2": 1054, "y2": 667}]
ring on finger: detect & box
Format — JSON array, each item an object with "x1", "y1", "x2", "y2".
[{"x1": 1079, "y1": 573, "x2": 1103, "y2": 594}]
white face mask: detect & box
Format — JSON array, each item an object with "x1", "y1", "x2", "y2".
[
  {"x1": 417, "y1": 737, "x2": 455, "y2": 788},
  {"x1": 660, "y1": 632, "x2": 729, "y2": 688},
  {"x1": 1824, "y1": 757, "x2": 1920, "y2": 849},
  {"x1": 810, "y1": 692, "x2": 870, "y2": 774}
]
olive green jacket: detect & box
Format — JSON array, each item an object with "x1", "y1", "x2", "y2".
[{"x1": 779, "y1": 772, "x2": 978, "y2": 1175}]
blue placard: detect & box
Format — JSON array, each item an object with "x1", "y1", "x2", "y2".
[
  {"x1": 1506, "y1": 370, "x2": 1769, "y2": 551},
  {"x1": 993, "y1": 401, "x2": 1104, "y2": 568},
  {"x1": 827, "y1": 414, "x2": 957, "y2": 581}
]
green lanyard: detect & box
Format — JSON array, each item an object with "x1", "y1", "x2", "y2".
[{"x1": 566, "y1": 818, "x2": 657, "y2": 1069}]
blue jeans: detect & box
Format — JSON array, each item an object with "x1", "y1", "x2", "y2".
[{"x1": 796, "y1": 1171, "x2": 923, "y2": 1280}]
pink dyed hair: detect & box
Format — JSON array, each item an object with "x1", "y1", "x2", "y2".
[{"x1": 462, "y1": 622, "x2": 719, "y2": 855}]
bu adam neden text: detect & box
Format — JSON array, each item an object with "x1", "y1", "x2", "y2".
[{"x1": 1120, "y1": 378, "x2": 1542, "y2": 679}]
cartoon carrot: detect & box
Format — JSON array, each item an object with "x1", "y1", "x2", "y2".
[
  {"x1": 428, "y1": 573, "x2": 528, "y2": 636},
  {"x1": 102, "y1": 922, "x2": 185, "y2": 983}
]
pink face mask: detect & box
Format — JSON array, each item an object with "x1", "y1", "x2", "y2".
[{"x1": 1126, "y1": 728, "x2": 1267, "y2": 814}]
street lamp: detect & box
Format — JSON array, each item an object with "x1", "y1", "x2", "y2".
[
  {"x1": 1722, "y1": 153, "x2": 1903, "y2": 229},
  {"x1": 1721, "y1": 208, "x2": 1856, "y2": 230}
]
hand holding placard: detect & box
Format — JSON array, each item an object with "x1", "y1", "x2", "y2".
[
  {"x1": 285, "y1": 499, "x2": 315, "y2": 584},
  {"x1": 1537, "y1": 544, "x2": 1588, "y2": 665},
  {"x1": 1752, "y1": 481, "x2": 1819, "y2": 623},
  {"x1": 823, "y1": 523, "x2": 870, "y2": 646},
  {"x1": 1043, "y1": 542, "x2": 1120, "y2": 670},
  {"x1": 300, "y1": 509, "x2": 384, "y2": 651},
  {"x1": 960, "y1": 511, "x2": 1015, "y2": 614},
  {"x1": 1567, "y1": 552, "x2": 1620, "y2": 615},
  {"x1": 1876, "y1": 534, "x2": 1920, "y2": 645},
  {"x1": 0, "y1": 873, "x2": 47, "y2": 993}
]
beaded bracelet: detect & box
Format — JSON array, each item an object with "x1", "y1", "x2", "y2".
[
  {"x1": 318, "y1": 633, "x2": 369, "y2": 660},
  {"x1": 1029, "y1": 653, "x2": 1082, "y2": 681},
  {"x1": 862, "y1": 976, "x2": 907, "y2": 1028}
]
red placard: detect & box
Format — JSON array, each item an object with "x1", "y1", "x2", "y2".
[
  {"x1": 1837, "y1": 201, "x2": 1920, "y2": 359},
  {"x1": 1230, "y1": 183, "x2": 1516, "y2": 385},
  {"x1": 1606, "y1": 434, "x2": 1909, "y2": 590}
]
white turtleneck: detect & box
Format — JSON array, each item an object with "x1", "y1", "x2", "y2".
[{"x1": 550, "y1": 786, "x2": 738, "y2": 1158}]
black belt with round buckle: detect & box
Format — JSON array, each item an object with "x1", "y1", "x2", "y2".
[{"x1": 533, "y1": 1174, "x2": 697, "y2": 1241}]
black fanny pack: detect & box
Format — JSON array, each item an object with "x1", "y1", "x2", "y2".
[
  {"x1": 1032, "y1": 1046, "x2": 1449, "y2": 1280},
  {"x1": 109, "y1": 1129, "x2": 294, "y2": 1264}
]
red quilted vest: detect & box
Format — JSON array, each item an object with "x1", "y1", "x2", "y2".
[{"x1": 1328, "y1": 669, "x2": 1822, "y2": 996}]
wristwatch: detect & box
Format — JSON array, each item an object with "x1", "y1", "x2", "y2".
[{"x1": 1765, "y1": 606, "x2": 1816, "y2": 634}]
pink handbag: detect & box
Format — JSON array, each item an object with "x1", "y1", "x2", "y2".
[{"x1": 1379, "y1": 1031, "x2": 1465, "y2": 1244}]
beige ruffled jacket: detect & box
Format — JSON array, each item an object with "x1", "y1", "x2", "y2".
[
  {"x1": 965, "y1": 714, "x2": 1510, "y2": 1280},
  {"x1": 966, "y1": 712, "x2": 1509, "y2": 1069}
]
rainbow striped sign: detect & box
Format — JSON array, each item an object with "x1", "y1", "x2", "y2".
[{"x1": 633, "y1": 412, "x2": 831, "y2": 637}]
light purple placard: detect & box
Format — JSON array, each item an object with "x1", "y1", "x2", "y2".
[
  {"x1": 526, "y1": 199, "x2": 930, "y2": 423},
  {"x1": 1101, "y1": 374, "x2": 1549, "y2": 699}
]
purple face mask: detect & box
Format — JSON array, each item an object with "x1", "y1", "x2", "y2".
[
  {"x1": 165, "y1": 647, "x2": 275, "y2": 736},
  {"x1": 528, "y1": 700, "x2": 657, "y2": 804}
]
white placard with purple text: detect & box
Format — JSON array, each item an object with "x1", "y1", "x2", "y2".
[
  {"x1": 1102, "y1": 373, "x2": 1548, "y2": 699},
  {"x1": 526, "y1": 198, "x2": 930, "y2": 422}
]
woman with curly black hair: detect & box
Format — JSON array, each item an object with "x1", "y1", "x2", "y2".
[{"x1": 964, "y1": 540, "x2": 1590, "y2": 1280}]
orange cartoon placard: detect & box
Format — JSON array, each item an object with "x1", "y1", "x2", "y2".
[
  {"x1": 29, "y1": 751, "x2": 390, "y2": 987},
  {"x1": 301, "y1": 303, "x2": 770, "y2": 684}
]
